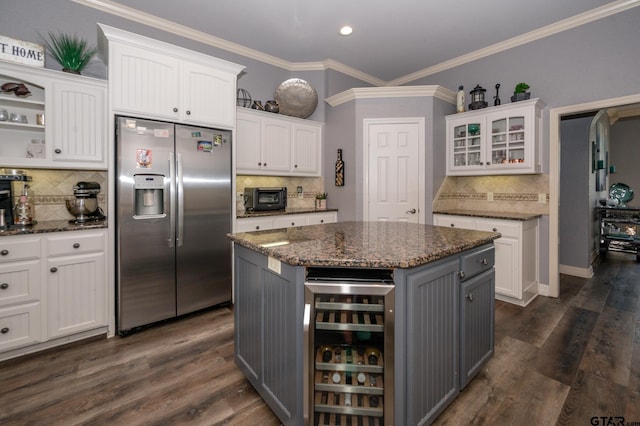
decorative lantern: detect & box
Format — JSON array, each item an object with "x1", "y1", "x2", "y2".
[
  {"x1": 236, "y1": 88, "x2": 252, "y2": 107},
  {"x1": 468, "y1": 84, "x2": 488, "y2": 110}
]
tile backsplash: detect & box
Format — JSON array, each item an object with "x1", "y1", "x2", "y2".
[
  {"x1": 16, "y1": 169, "x2": 107, "y2": 221},
  {"x1": 236, "y1": 175, "x2": 325, "y2": 212},
  {"x1": 433, "y1": 174, "x2": 550, "y2": 215}
]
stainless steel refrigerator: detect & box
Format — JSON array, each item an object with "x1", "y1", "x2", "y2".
[{"x1": 115, "y1": 116, "x2": 232, "y2": 334}]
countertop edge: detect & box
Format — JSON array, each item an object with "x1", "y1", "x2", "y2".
[
  {"x1": 433, "y1": 209, "x2": 542, "y2": 221},
  {"x1": 0, "y1": 220, "x2": 108, "y2": 236}
]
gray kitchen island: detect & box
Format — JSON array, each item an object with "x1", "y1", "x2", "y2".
[{"x1": 228, "y1": 221, "x2": 500, "y2": 426}]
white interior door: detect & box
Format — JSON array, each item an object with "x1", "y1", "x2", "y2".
[{"x1": 364, "y1": 118, "x2": 424, "y2": 223}]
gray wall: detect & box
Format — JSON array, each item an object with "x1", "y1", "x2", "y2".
[
  {"x1": 610, "y1": 117, "x2": 640, "y2": 196},
  {"x1": 559, "y1": 115, "x2": 594, "y2": 268}
]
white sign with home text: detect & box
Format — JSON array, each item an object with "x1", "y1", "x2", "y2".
[{"x1": 0, "y1": 35, "x2": 45, "y2": 67}]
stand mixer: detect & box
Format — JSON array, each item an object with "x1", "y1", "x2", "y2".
[{"x1": 66, "y1": 182, "x2": 106, "y2": 224}]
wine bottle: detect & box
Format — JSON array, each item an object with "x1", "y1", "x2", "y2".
[{"x1": 335, "y1": 149, "x2": 344, "y2": 186}]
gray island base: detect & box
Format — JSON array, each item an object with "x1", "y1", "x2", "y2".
[{"x1": 228, "y1": 221, "x2": 499, "y2": 425}]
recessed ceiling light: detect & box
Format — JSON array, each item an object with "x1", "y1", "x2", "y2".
[{"x1": 339, "y1": 26, "x2": 353, "y2": 36}]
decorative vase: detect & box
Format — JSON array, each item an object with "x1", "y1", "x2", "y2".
[{"x1": 315, "y1": 199, "x2": 327, "y2": 210}]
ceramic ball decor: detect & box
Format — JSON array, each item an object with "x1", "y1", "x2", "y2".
[{"x1": 274, "y1": 78, "x2": 318, "y2": 118}]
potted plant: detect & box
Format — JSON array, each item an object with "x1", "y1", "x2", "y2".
[
  {"x1": 511, "y1": 82, "x2": 531, "y2": 102},
  {"x1": 40, "y1": 32, "x2": 96, "y2": 75},
  {"x1": 315, "y1": 192, "x2": 327, "y2": 210}
]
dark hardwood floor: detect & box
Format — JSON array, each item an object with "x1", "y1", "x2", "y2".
[{"x1": 1, "y1": 252, "x2": 639, "y2": 425}]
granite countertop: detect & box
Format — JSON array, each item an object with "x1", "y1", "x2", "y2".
[
  {"x1": 228, "y1": 221, "x2": 499, "y2": 268},
  {"x1": 237, "y1": 207, "x2": 338, "y2": 218},
  {"x1": 0, "y1": 220, "x2": 108, "y2": 237},
  {"x1": 434, "y1": 209, "x2": 542, "y2": 221}
]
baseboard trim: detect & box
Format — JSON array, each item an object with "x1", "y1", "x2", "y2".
[{"x1": 559, "y1": 264, "x2": 594, "y2": 278}]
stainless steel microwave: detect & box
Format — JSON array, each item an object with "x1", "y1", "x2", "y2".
[{"x1": 243, "y1": 187, "x2": 287, "y2": 211}]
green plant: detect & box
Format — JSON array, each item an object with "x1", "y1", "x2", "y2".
[
  {"x1": 514, "y1": 82, "x2": 530, "y2": 94},
  {"x1": 316, "y1": 192, "x2": 328, "y2": 200},
  {"x1": 40, "y1": 32, "x2": 96, "y2": 73}
]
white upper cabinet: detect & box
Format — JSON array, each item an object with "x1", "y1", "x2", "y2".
[
  {"x1": 99, "y1": 24, "x2": 245, "y2": 130},
  {"x1": 236, "y1": 108, "x2": 323, "y2": 176},
  {"x1": 51, "y1": 79, "x2": 105, "y2": 165},
  {"x1": 0, "y1": 61, "x2": 107, "y2": 169},
  {"x1": 446, "y1": 98, "x2": 544, "y2": 175}
]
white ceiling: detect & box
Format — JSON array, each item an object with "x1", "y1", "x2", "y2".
[{"x1": 85, "y1": 0, "x2": 632, "y2": 84}]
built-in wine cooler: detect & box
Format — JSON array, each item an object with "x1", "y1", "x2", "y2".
[{"x1": 304, "y1": 268, "x2": 395, "y2": 426}]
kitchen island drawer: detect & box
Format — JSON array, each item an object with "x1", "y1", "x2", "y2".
[
  {"x1": 44, "y1": 231, "x2": 106, "y2": 257},
  {"x1": 0, "y1": 302, "x2": 42, "y2": 351},
  {"x1": 0, "y1": 260, "x2": 41, "y2": 307},
  {"x1": 0, "y1": 238, "x2": 41, "y2": 263},
  {"x1": 474, "y1": 218, "x2": 520, "y2": 239},
  {"x1": 460, "y1": 245, "x2": 495, "y2": 281}
]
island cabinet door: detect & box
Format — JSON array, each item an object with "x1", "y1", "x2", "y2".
[
  {"x1": 403, "y1": 257, "x2": 460, "y2": 426},
  {"x1": 233, "y1": 245, "x2": 304, "y2": 426},
  {"x1": 460, "y1": 268, "x2": 495, "y2": 389}
]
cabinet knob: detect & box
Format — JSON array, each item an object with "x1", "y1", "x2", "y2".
[
  {"x1": 486, "y1": 162, "x2": 490, "y2": 165},
  {"x1": 0, "y1": 283, "x2": 8, "y2": 290},
  {"x1": 255, "y1": 226, "x2": 260, "y2": 230},
  {"x1": 294, "y1": 164, "x2": 298, "y2": 168},
  {"x1": 0, "y1": 249, "x2": 8, "y2": 256},
  {"x1": 466, "y1": 293, "x2": 474, "y2": 302},
  {"x1": 50, "y1": 267, "x2": 58, "y2": 273},
  {"x1": 0, "y1": 327, "x2": 8, "y2": 334},
  {"x1": 173, "y1": 107, "x2": 178, "y2": 113},
  {"x1": 493, "y1": 228, "x2": 497, "y2": 232},
  {"x1": 480, "y1": 258, "x2": 488, "y2": 265},
  {"x1": 450, "y1": 224, "x2": 455, "y2": 227},
  {"x1": 263, "y1": 163, "x2": 267, "y2": 167},
  {"x1": 291, "y1": 222, "x2": 295, "y2": 226},
  {"x1": 186, "y1": 110, "x2": 191, "y2": 115},
  {"x1": 258, "y1": 162, "x2": 262, "y2": 166},
  {"x1": 459, "y1": 270, "x2": 465, "y2": 279},
  {"x1": 73, "y1": 243, "x2": 80, "y2": 249},
  {"x1": 320, "y1": 220, "x2": 324, "y2": 223},
  {"x1": 55, "y1": 148, "x2": 62, "y2": 154}
]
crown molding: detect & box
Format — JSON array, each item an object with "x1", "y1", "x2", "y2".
[
  {"x1": 74, "y1": 0, "x2": 640, "y2": 87},
  {"x1": 325, "y1": 86, "x2": 456, "y2": 107},
  {"x1": 388, "y1": 0, "x2": 640, "y2": 86}
]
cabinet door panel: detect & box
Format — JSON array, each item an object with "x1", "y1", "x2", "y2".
[
  {"x1": 261, "y1": 119, "x2": 291, "y2": 172},
  {"x1": 235, "y1": 217, "x2": 274, "y2": 232},
  {"x1": 111, "y1": 44, "x2": 179, "y2": 119},
  {"x1": 291, "y1": 123, "x2": 321, "y2": 175},
  {"x1": 0, "y1": 302, "x2": 42, "y2": 351},
  {"x1": 236, "y1": 112, "x2": 263, "y2": 172},
  {"x1": 181, "y1": 62, "x2": 235, "y2": 128},
  {"x1": 0, "y1": 260, "x2": 41, "y2": 306},
  {"x1": 493, "y1": 237, "x2": 520, "y2": 298},
  {"x1": 52, "y1": 81, "x2": 105, "y2": 164},
  {"x1": 460, "y1": 269, "x2": 494, "y2": 389},
  {"x1": 47, "y1": 252, "x2": 105, "y2": 338}
]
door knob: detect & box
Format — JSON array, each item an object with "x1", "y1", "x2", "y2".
[{"x1": 406, "y1": 208, "x2": 417, "y2": 214}]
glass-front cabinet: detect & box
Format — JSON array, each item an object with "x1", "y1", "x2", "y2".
[{"x1": 446, "y1": 98, "x2": 544, "y2": 176}]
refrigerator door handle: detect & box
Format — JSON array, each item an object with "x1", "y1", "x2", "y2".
[
  {"x1": 168, "y1": 152, "x2": 176, "y2": 248},
  {"x1": 177, "y1": 152, "x2": 184, "y2": 247}
]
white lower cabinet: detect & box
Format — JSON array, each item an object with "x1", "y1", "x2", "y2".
[
  {"x1": 0, "y1": 229, "x2": 108, "y2": 359},
  {"x1": 236, "y1": 211, "x2": 337, "y2": 232},
  {"x1": 433, "y1": 214, "x2": 539, "y2": 306}
]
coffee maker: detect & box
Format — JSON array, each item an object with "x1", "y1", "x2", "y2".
[
  {"x1": 0, "y1": 170, "x2": 32, "y2": 229},
  {"x1": 66, "y1": 181, "x2": 106, "y2": 224}
]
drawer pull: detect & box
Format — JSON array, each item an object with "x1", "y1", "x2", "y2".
[
  {"x1": 480, "y1": 258, "x2": 488, "y2": 265},
  {"x1": 320, "y1": 220, "x2": 324, "y2": 223},
  {"x1": 450, "y1": 224, "x2": 455, "y2": 227},
  {"x1": 1, "y1": 327, "x2": 8, "y2": 334},
  {"x1": 466, "y1": 293, "x2": 474, "y2": 302},
  {"x1": 0, "y1": 249, "x2": 8, "y2": 256},
  {"x1": 54, "y1": 148, "x2": 62, "y2": 154},
  {"x1": 459, "y1": 270, "x2": 465, "y2": 279},
  {"x1": 186, "y1": 110, "x2": 191, "y2": 115},
  {"x1": 291, "y1": 222, "x2": 295, "y2": 226},
  {"x1": 50, "y1": 267, "x2": 58, "y2": 273},
  {"x1": 255, "y1": 226, "x2": 260, "y2": 230},
  {"x1": 0, "y1": 283, "x2": 8, "y2": 290},
  {"x1": 73, "y1": 243, "x2": 80, "y2": 249},
  {"x1": 493, "y1": 228, "x2": 497, "y2": 232},
  {"x1": 173, "y1": 107, "x2": 178, "y2": 113}
]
